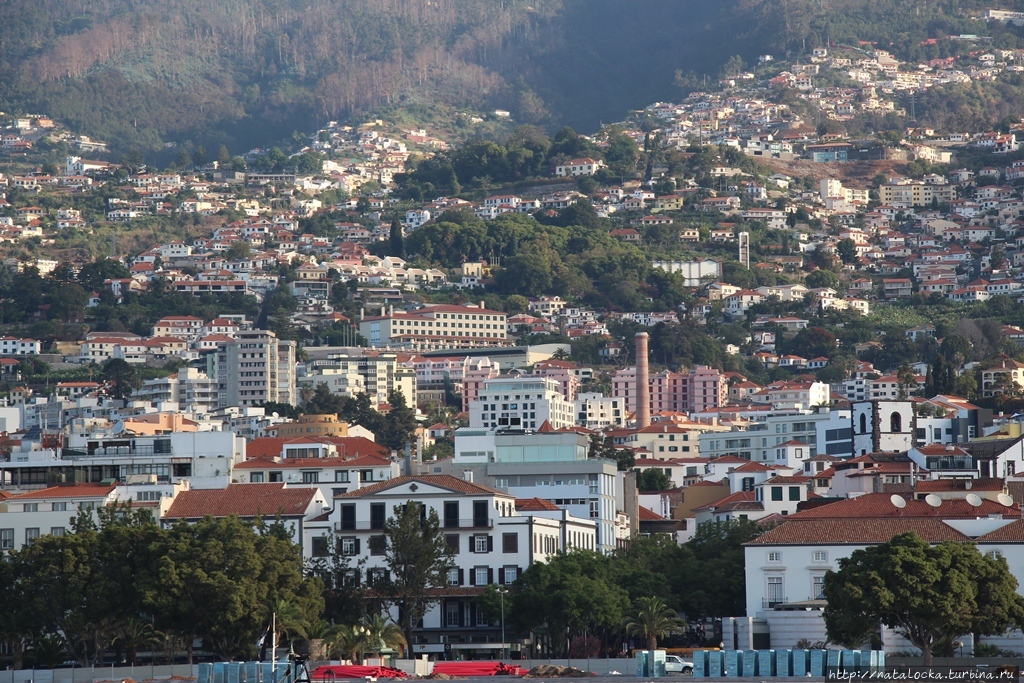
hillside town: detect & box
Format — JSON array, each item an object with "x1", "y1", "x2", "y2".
[{"x1": 9, "y1": 19, "x2": 1024, "y2": 669}]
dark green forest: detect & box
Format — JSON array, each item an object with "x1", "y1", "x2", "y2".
[{"x1": 0, "y1": 0, "x2": 1015, "y2": 153}]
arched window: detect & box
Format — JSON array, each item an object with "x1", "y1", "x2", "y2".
[
  {"x1": 859, "y1": 413, "x2": 867, "y2": 434},
  {"x1": 890, "y1": 412, "x2": 902, "y2": 433}
]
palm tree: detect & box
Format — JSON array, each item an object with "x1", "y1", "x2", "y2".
[
  {"x1": 622, "y1": 597, "x2": 686, "y2": 651},
  {"x1": 326, "y1": 625, "x2": 366, "y2": 663},
  {"x1": 113, "y1": 618, "x2": 162, "y2": 666},
  {"x1": 359, "y1": 613, "x2": 407, "y2": 658},
  {"x1": 268, "y1": 598, "x2": 308, "y2": 644}
]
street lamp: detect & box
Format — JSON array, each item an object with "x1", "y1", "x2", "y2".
[{"x1": 496, "y1": 587, "x2": 509, "y2": 661}]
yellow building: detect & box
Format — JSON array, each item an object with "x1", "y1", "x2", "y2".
[{"x1": 275, "y1": 414, "x2": 351, "y2": 438}]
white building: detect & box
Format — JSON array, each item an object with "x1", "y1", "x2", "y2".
[
  {"x1": 0, "y1": 337, "x2": 41, "y2": 356},
  {"x1": 214, "y1": 330, "x2": 297, "y2": 408},
  {"x1": 574, "y1": 392, "x2": 627, "y2": 430},
  {"x1": 469, "y1": 377, "x2": 575, "y2": 431},
  {"x1": 304, "y1": 474, "x2": 595, "y2": 658}
]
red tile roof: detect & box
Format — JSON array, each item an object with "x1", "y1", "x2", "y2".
[
  {"x1": 246, "y1": 436, "x2": 388, "y2": 459},
  {"x1": 914, "y1": 478, "x2": 1004, "y2": 493},
  {"x1": 235, "y1": 455, "x2": 391, "y2": 470},
  {"x1": 791, "y1": 492, "x2": 1020, "y2": 519},
  {"x1": 976, "y1": 519, "x2": 1024, "y2": 542},
  {"x1": 164, "y1": 483, "x2": 320, "y2": 519},
  {"x1": 515, "y1": 497, "x2": 561, "y2": 512},
  {"x1": 12, "y1": 484, "x2": 116, "y2": 500},
  {"x1": 747, "y1": 518, "x2": 972, "y2": 545},
  {"x1": 638, "y1": 506, "x2": 665, "y2": 521}
]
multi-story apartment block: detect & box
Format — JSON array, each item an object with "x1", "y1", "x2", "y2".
[
  {"x1": 215, "y1": 330, "x2": 296, "y2": 407},
  {"x1": 612, "y1": 365, "x2": 727, "y2": 416},
  {"x1": 359, "y1": 304, "x2": 508, "y2": 351},
  {"x1": 0, "y1": 337, "x2": 41, "y2": 356},
  {"x1": 301, "y1": 352, "x2": 417, "y2": 406},
  {"x1": 469, "y1": 377, "x2": 575, "y2": 431}
]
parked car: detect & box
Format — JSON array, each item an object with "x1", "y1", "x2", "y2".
[{"x1": 665, "y1": 655, "x2": 693, "y2": 675}]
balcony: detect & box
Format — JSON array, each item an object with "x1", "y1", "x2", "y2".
[
  {"x1": 61, "y1": 445, "x2": 173, "y2": 459},
  {"x1": 763, "y1": 596, "x2": 788, "y2": 609},
  {"x1": 443, "y1": 518, "x2": 493, "y2": 530}
]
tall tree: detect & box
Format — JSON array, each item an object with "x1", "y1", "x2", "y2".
[
  {"x1": 102, "y1": 358, "x2": 141, "y2": 401},
  {"x1": 390, "y1": 219, "x2": 405, "y2": 258},
  {"x1": 377, "y1": 501, "x2": 454, "y2": 651},
  {"x1": 622, "y1": 596, "x2": 686, "y2": 650},
  {"x1": 823, "y1": 533, "x2": 1024, "y2": 666}
]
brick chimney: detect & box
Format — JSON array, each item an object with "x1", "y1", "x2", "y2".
[{"x1": 635, "y1": 332, "x2": 651, "y2": 429}]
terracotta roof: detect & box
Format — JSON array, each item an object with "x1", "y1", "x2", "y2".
[
  {"x1": 758, "y1": 475, "x2": 810, "y2": 485},
  {"x1": 164, "y1": 483, "x2": 319, "y2": 519},
  {"x1": 246, "y1": 436, "x2": 388, "y2": 459},
  {"x1": 731, "y1": 462, "x2": 773, "y2": 473},
  {"x1": 976, "y1": 519, "x2": 1024, "y2": 542},
  {"x1": 515, "y1": 497, "x2": 561, "y2": 512},
  {"x1": 790, "y1": 492, "x2": 1020, "y2": 520},
  {"x1": 747, "y1": 518, "x2": 972, "y2": 545},
  {"x1": 638, "y1": 506, "x2": 666, "y2": 521},
  {"x1": 235, "y1": 455, "x2": 392, "y2": 470},
  {"x1": 914, "y1": 478, "x2": 1004, "y2": 493},
  {"x1": 338, "y1": 475, "x2": 510, "y2": 498},
  {"x1": 11, "y1": 484, "x2": 116, "y2": 500},
  {"x1": 694, "y1": 490, "x2": 756, "y2": 512}
]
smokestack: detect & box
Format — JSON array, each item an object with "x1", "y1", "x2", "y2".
[{"x1": 635, "y1": 332, "x2": 651, "y2": 429}]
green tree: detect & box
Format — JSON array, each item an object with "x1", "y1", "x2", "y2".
[
  {"x1": 805, "y1": 269, "x2": 840, "y2": 290},
  {"x1": 381, "y1": 390, "x2": 417, "y2": 451},
  {"x1": 389, "y1": 219, "x2": 405, "y2": 258},
  {"x1": 622, "y1": 596, "x2": 686, "y2": 650},
  {"x1": 102, "y1": 358, "x2": 141, "y2": 401},
  {"x1": 836, "y1": 238, "x2": 858, "y2": 264},
  {"x1": 823, "y1": 533, "x2": 1024, "y2": 666},
  {"x1": 636, "y1": 468, "x2": 673, "y2": 492},
  {"x1": 378, "y1": 501, "x2": 454, "y2": 650},
  {"x1": 225, "y1": 241, "x2": 254, "y2": 261},
  {"x1": 358, "y1": 613, "x2": 407, "y2": 657},
  {"x1": 217, "y1": 145, "x2": 232, "y2": 166}
]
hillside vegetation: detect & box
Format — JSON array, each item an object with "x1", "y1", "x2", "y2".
[{"x1": 0, "y1": 0, "x2": 1015, "y2": 152}]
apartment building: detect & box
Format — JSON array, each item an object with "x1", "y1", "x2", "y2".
[
  {"x1": 214, "y1": 330, "x2": 297, "y2": 407},
  {"x1": 359, "y1": 303, "x2": 508, "y2": 351},
  {"x1": 469, "y1": 377, "x2": 575, "y2": 431}
]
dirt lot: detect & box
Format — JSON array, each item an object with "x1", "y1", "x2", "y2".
[{"x1": 762, "y1": 158, "x2": 908, "y2": 188}]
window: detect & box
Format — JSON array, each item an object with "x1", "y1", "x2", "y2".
[
  {"x1": 770, "y1": 487, "x2": 783, "y2": 501},
  {"x1": 446, "y1": 601, "x2": 461, "y2": 627},
  {"x1": 447, "y1": 568, "x2": 460, "y2": 586},
  {"x1": 767, "y1": 576, "x2": 784, "y2": 606},
  {"x1": 340, "y1": 504, "x2": 356, "y2": 531},
  {"x1": 812, "y1": 575, "x2": 825, "y2": 600},
  {"x1": 0, "y1": 529, "x2": 11, "y2": 550},
  {"x1": 476, "y1": 604, "x2": 489, "y2": 626},
  {"x1": 503, "y1": 565, "x2": 518, "y2": 583},
  {"x1": 890, "y1": 412, "x2": 902, "y2": 433},
  {"x1": 812, "y1": 550, "x2": 828, "y2": 563},
  {"x1": 859, "y1": 413, "x2": 867, "y2": 434},
  {"x1": 475, "y1": 567, "x2": 489, "y2": 585},
  {"x1": 370, "y1": 503, "x2": 386, "y2": 530},
  {"x1": 50, "y1": 527, "x2": 65, "y2": 537},
  {"x1": 767, "y1": 551, "x2": 782, "y2": 563},
  {"x1": 79, "y1": 501, "x2": 97, "y2": 511},
  {"x1": 341, "y1": 537, "x2": 358, "y2": 555},
  {"x1": 23, "y1": 503, "x2": 38, "y2": 512},
  {"x1": 335, "y1": 470, "x2": 350, "y2": 483},
  {"x1": 987, "y1": 549, "x2": 1003, "y2": 560},
  {"x1": 789, "y1": 486, "x2": 801, "y2": 501},
  {"x1": 269, "y1": 471, "x2": 283, "y2": 482},
  {"x1": 444, "y1": 501, "x2": 459, "y2": 529},
  {"x1": 502, "y1": 533, "x2": 518, "y2": 553},
  {"x1": 474, "y1": 535, "x2": 489, "y2": 553},
  {"x1": 369, "y1": 535, "x2": 386, "y2": 556},
  {"x1": 25, "y1": 528, "x2": 39, "y2": 545},
  {"x1": 360, "y1": 470, "x2": 373, "y2": 482},
  {"x1": 445, "y1": 534, "x2": 460, "y2": 551},
  {"x1": 52, "y1": 502, "x2": 67, "y2": 512},
  {"x1": 250, "y1": 473, "x2": 265, "y2": 483},
  {"x1": 311, "y1": 537, "x2": 329, "y2": 558}
]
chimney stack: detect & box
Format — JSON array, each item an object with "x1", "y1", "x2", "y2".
[{"x1": 635, "y1": 332, "x2": 651, "y2": 429}]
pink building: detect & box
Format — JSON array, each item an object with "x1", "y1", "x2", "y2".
[
  {"x1": 612, "y1": 365, "x2": 726, "y2": 416},
  {"x1": 531, "y1": 359, "x2": 581, "y2": 401}
]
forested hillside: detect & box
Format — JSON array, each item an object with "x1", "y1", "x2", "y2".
[{"x1": 0, "y1": 0, "x2": 1014, "y2": 153}]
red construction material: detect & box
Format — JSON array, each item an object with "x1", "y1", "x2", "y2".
[
  {"x1": 430, "y1": 661, "x2": 524, "y2": 676},
  {"x1": 311, "y1": 664, "x2": 406, "y2": 679}
]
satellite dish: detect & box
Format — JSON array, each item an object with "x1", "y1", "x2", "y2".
[
  {"x1": 966, "y1": 493, "x2": 983, "y2": 507},
  {"x1": 998, "y1": 493, "x2": 1015, "y2": 507},
  {"x1": 890, "y1": 494, "x2": 907, "y2": 509},
  {"x1": 925, "y1": 494, "x2": 943, "y2": 508}
]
